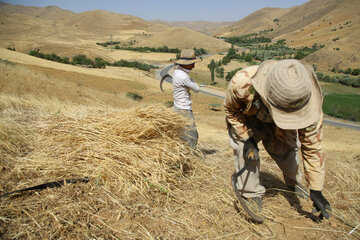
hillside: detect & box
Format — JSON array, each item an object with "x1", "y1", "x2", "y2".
[
  {"x1": 61, "y1": 10, "x2": 150, "y2": 35},
  {"x1": 278, "y1": 0, "x2": 360, "y2": 69},
  {"x1": 268, "y1": 0, "x2": 344, "y2": 38},
  {"x1": 150, "y1": 19, "x2": 234, "y2": 35},
  {"x1": 215, "y1": 0, "x2": 360, "y2": 69},
  {"x1": 134, "y1": 27, "x2": 231, "y2": 53},
  {"x1": 145, "y1": 23, "x2": 170, "y2": 32},
  {"x1": 0, "y1": 2, "x2": 230, "y2": 60},
  {"x1": 215, "y1": 7, "x2": 290, "y2": 37},
  {"x1": 0, "y1": 11, "x2": 109, "y2": 57},
  {"x1": 0, "y1": 1, "x2": 75, "y2": 21}
]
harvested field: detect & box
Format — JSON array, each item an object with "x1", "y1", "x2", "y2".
[
  {"x1": 0, "y1": 49, "x2": 359, "y2": 240},
  {"x1": 1, "y1": 95, "x2": 359, "y2": 239},
  {"x1": 106, "y1": 49, "x2": 176, "y2": 63}
]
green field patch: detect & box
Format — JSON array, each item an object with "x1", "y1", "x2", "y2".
[
  {"x1": 323, "y1": 94, "x2": 360, "y2": 122},
  {"x1": 321, "y1": 82, "x2": 360, "y2": 94}
]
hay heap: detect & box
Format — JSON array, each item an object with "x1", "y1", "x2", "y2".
[{"x1": 0, "y1": 104, "x2": 206, "y2": 239}]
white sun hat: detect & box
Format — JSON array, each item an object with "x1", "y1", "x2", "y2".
[
  {"x1": 174, "y1": 49, "x2": 202, "y2": 65},
  {"x1": 251, "y1": 59, "x2": 323, "y2": 130}
]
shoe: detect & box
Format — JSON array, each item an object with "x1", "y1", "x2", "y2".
[
  {"x1": 242, "y1": 196, "x2": 263, "y2": 213},
  {"x1": 287, "y1": 184, "x2": 309, "y2": 200}
]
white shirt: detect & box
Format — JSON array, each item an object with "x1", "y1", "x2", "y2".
[{"x1": 172, "y1": 66, "x2": 200, "y2": 110}]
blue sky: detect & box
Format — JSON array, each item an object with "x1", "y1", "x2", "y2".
[{"x1": 2, "y1": 0, "x2": 309, "y2": 21}]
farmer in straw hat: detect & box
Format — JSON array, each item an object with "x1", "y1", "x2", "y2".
[
  {"x1": 173, "y1": 49, "x2": 202, "y2": 149},
  {"x1": 225, "y1": 59, "x2": 331, "y2": 219}
]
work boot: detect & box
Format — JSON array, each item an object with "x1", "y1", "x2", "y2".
[
  {"x1": 242, "y1": 196, "x2": 263, "y2": 213},
  {"x1": 286, "y1": 184, "x2": 309, "y2": 200}
]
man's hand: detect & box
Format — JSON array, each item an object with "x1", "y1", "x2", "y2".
[
  {"x1": 243, "y1": 137, "x2": 259, "y2": 161},
  {"x1": 310, "y1": 190, "x2": 332, "y2": 219}
]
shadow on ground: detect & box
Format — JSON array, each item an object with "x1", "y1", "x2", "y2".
[
  {"x1": 200, "y1": 148, "x2": 218, "y2": 155},
  {"x1": 261, "y1": 172, "x2": 320, "y2": 222}
]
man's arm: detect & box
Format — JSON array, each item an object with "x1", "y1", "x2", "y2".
[
  {"x1": 298, "y1": 114, "x2": 325, "y2": 191},
  {"x1": 183, "y1": 77, "x2": 200, "y2": 93},
  {"x1": 224, "y1": 69, "x2": 257, "y2": 141},
  {"x1": 299, "y1": 114, "x2": 331, "y2": 219}
]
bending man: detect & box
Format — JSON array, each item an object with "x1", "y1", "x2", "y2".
[{"x1": 224, "y1": 59, "x2": 331, "y2": 219}]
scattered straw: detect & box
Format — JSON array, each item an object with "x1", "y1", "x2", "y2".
[{"x1": 0, "y1": 104, "x2": 212, "y2": 239}]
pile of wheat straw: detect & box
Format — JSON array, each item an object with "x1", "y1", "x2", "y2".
[
  {"x1": 27, "y1": 104, "x2": 198, "y2": 185},
  {"x1": 0, "y1": 104, "x2": 211, "y2": 239}
]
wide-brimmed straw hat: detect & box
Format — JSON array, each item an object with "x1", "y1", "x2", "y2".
[
  {"x1": 251, "y1": 59, "x2": 323, "y2": 130},
  {"x1": 175, "y1": 49, "x2": 202, "y2": 65}
]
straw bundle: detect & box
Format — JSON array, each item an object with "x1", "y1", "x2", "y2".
[
  {"x1": 27, "y1": 104, "x2": 197, "y2": 184},
  {"x1": 0, "y1": 104, "x2": 208, "y2": 239}
]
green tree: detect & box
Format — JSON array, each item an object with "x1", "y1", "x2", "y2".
[
  {"x1": 95, "y1": 57, "x2": 106, "y2": 69},
  {"x1": 316, "y1": 72, "x2": 324, "y2": 81},
  {"x1": 216, "y1": 67, "x2": 224, "y2": 78},
  {"x1": 351, "y1": 68, "x2": 360, "y2": 76},
  {"x1": 244, "y1": 53, "x2": 253, "y2": 62},
  {"x1": 62, "y1": 57, "x2": 70, "y2": 64},
  {"x1": 312, "y1": 64, "x2": 317, "y2": 72},
  {"x1": 208, "y1": 59, "x2": 216, "y2": 83},
  {"x1": 228, "y1": 45, "x2": 236, "y2": 58},
  {"x1": 294, "y1": 50, "x2": 306, "y2": 60},
  {"x1": 344, "y1": 68, "x2": 352, "y2": 74}
]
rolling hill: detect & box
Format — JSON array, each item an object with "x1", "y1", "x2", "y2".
[
  {"x1": 150, "y1": 19, "x2": 234, "y2": 35},
  {"x1": 215, "y1": 7, "x2": 290, "y2": 37},
  {"x1": 133, "y1": 27, "x2": 231, "y2": 53},
  {"x1": 215, "y1": 0, "x2": 360, "y2": 69},
  {"x1": 0, "y1": 2, "x2": 230, "y2": 58},
  {"x1": 61, "y1": 10, "x2": 150, "y2": 35},
  {"x1": 0, "y1": 1, "x2": 75, "y2": 21}
]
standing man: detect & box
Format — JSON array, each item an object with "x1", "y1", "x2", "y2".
[
  {"x1": 224, "y1": 59, "x2": 331, "y2": 220},
  {"x1": 173, "y1": 49, "x2": 202, "y2": 149}
]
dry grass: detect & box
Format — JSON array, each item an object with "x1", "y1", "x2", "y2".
[
  {"x1": 106, "y1": 50, "x2": 176, "y2": 63},
  {"x1": 1, "y1": 95, "x2": 359, "y2": 239},
  {"x1": 0, "y1": 97, "x2": 206, "y2": 238},
  {"x1": 134, "y1": 27, "x2": 231, "y2": 53}
]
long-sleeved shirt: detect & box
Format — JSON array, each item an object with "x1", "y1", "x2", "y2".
[
  {"x1": 224, "y1": 66, "x2": 325, "y2": 190},
  {"x1": 173, "y1": 66, "x2": 200, "y2": 110}
]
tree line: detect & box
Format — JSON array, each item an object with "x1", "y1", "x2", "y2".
[
  {"x1": 97, "y1": 43, "x2": 208, "y2": 57},
  {"x1": 224, "y1": 35, "x2": 272, "y2": 45},
  {"x1": 114, "y1": 45, "x2": 181, "y2": 54},
  {"x1": 96, "y1": 41, "x2": 120, "y2": 47},
  {"x1": 28, "y1": 50, "x2": 157, "y2": 71},
  {"x1": 316, "y1": 72, "x2": 360, "y2": 88},
  {"x1": 331, "y1": 67, "x2": 360, "y2": 76}
]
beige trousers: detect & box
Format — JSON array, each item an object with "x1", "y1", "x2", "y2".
[
  {"x1": 174, "y1": 107, "x2": 198, "y2": 150},
  {"x1": 228, "y1": 118, "x2": 302, "y2": 198}
]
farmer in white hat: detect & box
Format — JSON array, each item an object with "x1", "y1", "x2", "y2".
[
  {"x1": 173, "y1": 49, "x2": 202, "y2": 149},
  {"x1": 225, "y1": 59, "x2": 331, "y2": 220}
]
